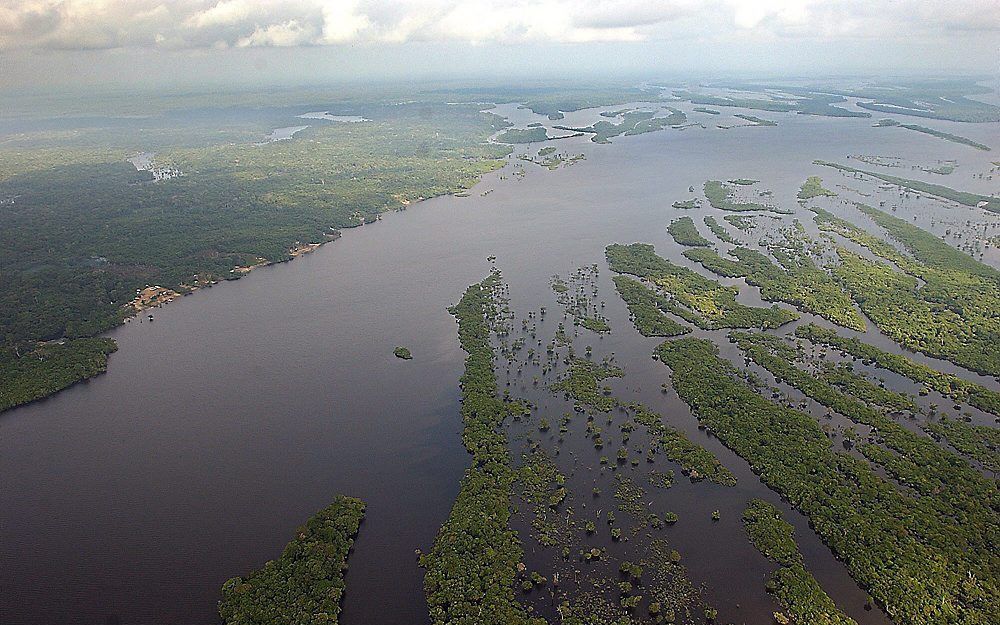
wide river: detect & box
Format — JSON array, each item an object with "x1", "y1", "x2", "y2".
[{"x1": 2, "y1": 100, "x2": 998, "y2": 625}]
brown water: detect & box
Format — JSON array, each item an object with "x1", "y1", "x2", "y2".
[{"x1": 2, "y1": 100, "x2": 997, "y2": 625}]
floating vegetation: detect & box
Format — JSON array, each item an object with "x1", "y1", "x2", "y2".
[
  {"x1": 393, "y1": 346, "x2": 413, "y2": 360},
  {"x1": 693, "y1": 107, "x2": 720, "y2": 115},
  {"x1": 219, "y1": 496, "x2": 365, "y2": 625},
  {"x1": 671, "y1": 198, "x2": 700, "y2": 210}
]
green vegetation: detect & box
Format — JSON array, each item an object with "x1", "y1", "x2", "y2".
[
  {"x1": 219, "y1": 496, "x2": 365, "y2": 625},
  {"x1": 812, "y1": 205, "x2": 1000, "y2": 375},
  {"x1": 554, "y1": 109, "x2": 682, "y2": 144},
  {"x1": 731, "y1": 331, "x2": 999, "y2": 561},
  {"x1": 393, "y1": 346, "x2": 413, "y2": 360},
  {"x1": 629, "y1": 403, "x2": 736, "y2": 486},
  {"x1": 795, "y1": 323, "x2": 1000, "y2": 417},
  {"x1": 517, "y1": 88, "x2": 656, "y2": 120},
  {"x1": 611, "y1": 276, "x2": 690, "y2": 337},
  {"x1": 537, "y1": 146, "x2": 556, "y2": 156},
  {"x1": 816, "y1": 363, "x2": 918, "y2": 413},
  {"x1": 733, "y1": 114, "x2": 777, "y2": 126},
  {"x1": 422, "y1": 273, "x2": 543, "y2": 625},
  {"x1": 0, "y1": 338, "x2": 117, "y2": 412},
  {"x1": 497, "y1": 127, "x2": 550, "y2": 144},
  {"x1": 874, "y1": 119, "x2": 991, "y2": 151},
  {"x1": 578, "y1": 317, "x2": 611, "y2": 333},
  {"x1": 517, "y1": 449, "x2": 572, "y2": 547},
  {"x1": 1, "y1": 98, "x2": 511, "y2": 411},
  {"x1": 703, "y1": 180, "x2": 789, "y2": 213},
  {"x1": 672, "y1": 91, "x2": 795, "y2": 113},
  {"x1": 712, "y1": 80, "x2": 998, "y2": 122},
  {"x1": 925, "y1": 417, "x2": 1000, "y2": 474},
  {"x1": 723, "y1": 214, "x2": 754, "y2": 231},
  {"x1": 742, "y1": 500, "x2": 858, "y2": 625},
  {"x1": 551, "y1": 357, "x2": 621, "y2": 412},
  {"x1": 797, "y1": 176, "x2": 836, "y2": 200},
  {"x1": 841, "y1": 80, "x2": 1000, "y2": 122},
  {"x1": 606, "y1": 243, "x2": 797, "y2": 329},
  {"x1": 671, "y1": 199, "x2": 699, "y2": 209},
  {"x1": 703, "y1": 216, "x2": 739, "y2": 244},
  {"x1": 656, "y1": 337, "x2": 999, "y2": 625},
  {"x1": 682, "y1": 243, "x2": 866, "y2": 331},
  {"x1": 815, "y1": 161, "x2": 1000, "y2": 212},
  {"x1": 680, "y1": 85, "x2": 869, "y2": 117},
  {"x1": 693, "y1": 107, "x2": 720, "y2": 115},
  {"x1": 667, "y1": 216, "x2": 711, "y2": 247}
]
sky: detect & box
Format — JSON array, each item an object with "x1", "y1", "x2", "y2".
[{"x1": 1, "y1": 0, "x2": 998, "y2": 90}]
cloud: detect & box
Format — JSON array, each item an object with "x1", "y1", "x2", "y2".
[{"x1": 0, "y1": 0, "x2": 996, "y2": 51}]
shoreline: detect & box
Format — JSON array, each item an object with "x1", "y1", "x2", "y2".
[{"x1": 1, "y1": 157, "x2": 508, "y2": 415}]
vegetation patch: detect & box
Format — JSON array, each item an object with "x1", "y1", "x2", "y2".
[
  {"x1": 682, "y1": 242, "x2": 865, "y2": 331},
  {"x1": 550, "y1": 357, "x2": 622, "y2": 412},
  {"x1": 874, "y1": 119, "x2": 990, "y2": 151},
  {"x1": 703, "y1": 180, "x2": 789, "y2": 213},
  {"x1": 393, "y1": 346, "x2": 413, "y2": 360},
  {"x1": 667, "y1": 217, "x2": 711, "y2": 247},
  {"x1": 0, "y1": 338, "x2": 117, "y2": 412},
  {"x1": 219, "y1": 496, "x2": 365, "y2": 625},
  {"x1": 703, "y1": 216, "x2": 739, "y2": 244},
  {"x1": 815, "y1": 161, "x2": 1000, "y2": 212},
  {"x1": 742, "y1": 499, "x2": 858, "y2": 625},
  {"x1": 656, "y1": 337, "x2": 999, "y2": 625},
  {"x1": 797, "y1": 176, "x2": 836, "y2": 200},
  {"x1": 611, "y1": 276, "x2": 691, "y2": 337},
  {"x1": 421, "y1": 272, "x2": 544, "y2": 625},
  {"x1": 607, "y1": 243, "x2": 797, "y2": 330},
  {"x1": 812, "y1": 205, "x2": 1000, "y2": 375},
  {"x1": 497, "y1": 127, "x2": 550, "y2": 144}
]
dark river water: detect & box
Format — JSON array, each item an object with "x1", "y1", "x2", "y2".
[{"x1": 2, "y1": 100, "x2": 998, "y2": 625}]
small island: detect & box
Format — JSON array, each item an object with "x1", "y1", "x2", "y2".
[{"x1": 393, "y1": 346, "x2": 413, "y2": 360}]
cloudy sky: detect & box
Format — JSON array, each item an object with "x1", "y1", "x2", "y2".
[{"x1": 1, "y1": 0, "x2": 998, "y2": 89}]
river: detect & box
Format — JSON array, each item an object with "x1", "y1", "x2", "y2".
[{"x1": 2, "y1": 100, "x2": 998, "y2": 625}]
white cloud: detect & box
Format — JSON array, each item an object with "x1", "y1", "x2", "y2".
[{"x1": 0, "y1": 0, "x2": 995, "y2": 51}]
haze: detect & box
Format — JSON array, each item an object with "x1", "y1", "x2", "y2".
[{"x1": 2, "y1": 0, "x2": 998, "y2": 91}]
